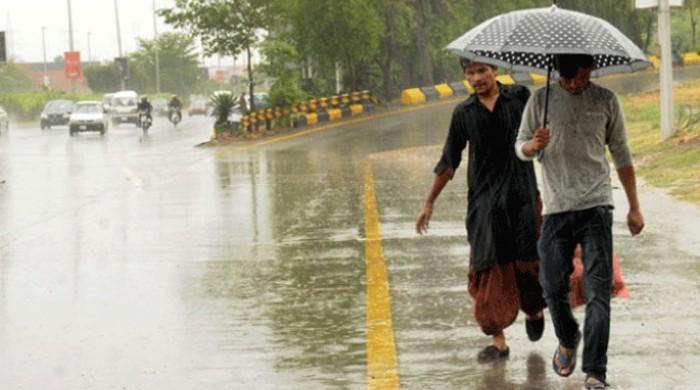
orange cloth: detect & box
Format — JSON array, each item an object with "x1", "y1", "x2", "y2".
[{"x1": 569, "y1": 245, "x2": 630, "y2": 308}]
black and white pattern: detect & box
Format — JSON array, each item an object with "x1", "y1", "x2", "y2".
[{"x1": 447, "y1": 6, "x2": 650, "y2": 77}]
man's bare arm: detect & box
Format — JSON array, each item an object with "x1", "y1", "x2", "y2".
[
  {"x1": 617, "y1": 165, "x2": 644, "y2": 236},
  {"x1": 416, "y1": 168, "x2": 454, "y2": 235}
]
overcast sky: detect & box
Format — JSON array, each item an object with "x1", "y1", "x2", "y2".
[{"x1": 1, "y1": 0, "x2": 248, "y2": 67}]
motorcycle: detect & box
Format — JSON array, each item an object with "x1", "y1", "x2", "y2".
[
  {"x1": 168, "y1": 108, "x2": 182, "y2": 127},
  {"x1": 139, "y1": 110, "x2": 152, "y2": 134}
]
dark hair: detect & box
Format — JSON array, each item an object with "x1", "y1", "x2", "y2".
[
  {"x1": 554, "y1": 54, "x2": 595, "y2": 78},
  {"x1": 460, "y1": 58, "x2": 497, "y2": 72}
]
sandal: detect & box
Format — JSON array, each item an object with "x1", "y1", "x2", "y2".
[
  {"x1": 583, "y1": 375, "x2": 609, "y2": 389},
  {"x1": 477, "y1": 345, "x2": 509, "y2": 362},
  {"x1": 552, "y1": 330, "x2": 581, "y2": 377}
]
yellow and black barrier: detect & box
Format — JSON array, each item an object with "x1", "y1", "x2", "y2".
[{"x1": 236, "y1": 90, "x2": 381, "y2": 134}]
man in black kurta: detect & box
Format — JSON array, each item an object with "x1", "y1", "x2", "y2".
[{"x1": 416, "y1": 60, "x2": 545, "y2": 361}]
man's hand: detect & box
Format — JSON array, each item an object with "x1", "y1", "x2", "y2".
[
  {"x1": 627, "y1": 208, "x2": 645, "y2": 236},
  {"x1": 522, "y1": 127, "x2": 551, "y2": 157},
  {"x1": 416, "y1": 204, "x2": 433, "y2": 235}
]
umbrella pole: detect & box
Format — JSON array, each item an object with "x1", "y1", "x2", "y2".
[
  {"x1": 537, "y1": 56, "x2": 553, "y2": 161},
  {"x1": 543, "y1": 57, "x2": 552, "y2": 127}
]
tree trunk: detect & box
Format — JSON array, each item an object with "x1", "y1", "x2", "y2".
[{"x1": 413, "y1": 0, "x2": 434, "y2": 86}]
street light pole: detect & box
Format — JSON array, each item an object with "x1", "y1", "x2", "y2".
[
  {"x1": 87, "y1": 32, "x2": 92, "y2": 66},
  {"x1": 153, "y1": 0, "x2": 161, "y2": 94},
  {"x1": 67, "y1": 0, "x2": 76, "y2": 92},
  {"x1": 42, "y1": 26, "x2": 49, "y2": 89},
  {"x1": 658, "y1": 0, "x2": 675, "y2": 139},
  {"x1": 114, "y1": 0, "x2": 125, "y2": 90}
]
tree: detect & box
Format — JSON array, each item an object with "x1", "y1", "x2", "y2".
[
  {"x1": 84, "y1": 63, "x2": 121, "y2": 93},
  {"x1": 259, "y1": 38, "x2": 308, "y2": 107},
  {"x1": 128, "y1": 32, "x2": 202, "y2": 95},
  {"x1": 160, "y1": 0, "x2": 272, "y2": 112},
  {"x1": 686, "y1": 0, "x2": 700, "y2": 51},
  {"x1": 0, "y1": 63, "x2": 34, "y2": 92}
]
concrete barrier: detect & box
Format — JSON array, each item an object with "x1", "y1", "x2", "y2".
[
  {"x1": 449, "y1": 81, "x2": 469, "y2": 96},
  {"x1": 400, "y1": 88, "x2": 427, "y2": 105},
  {"x1": 327, "y1": 108, "x2": 342, "y2": 121},
  {"x1": 340, "y1": 107, "x2": 352, "y2": 118},
  {"x1": 350, "y1": 104, "x2": 364, "y2": 115},
  {"x1": 682, "y1": 52, "x2": 700, "y2": 66},
  {"x1": 420, "y1": 86, "x2": 440, "y2": 101},
  {"x1": 434, "y1": 83, "x2": 454, "y2": 99},
  {"x1": 496, "y1": 74, "x2": 516, "y2": 85}
]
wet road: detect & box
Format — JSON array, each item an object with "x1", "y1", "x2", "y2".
[{"x1": 1, "y1": 87, "x2": 700, "y2": 389}]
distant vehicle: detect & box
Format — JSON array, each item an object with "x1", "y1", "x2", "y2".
[
  {"x1": 102, "y1": 93, "x2": 115, "y2": 113},
  {"x1": 188, "y1": 98, "x2": 208, "y2": 116},
  {"x1": 138, "y1": 110, "x2": 152, "y2": 134},
  {"x1": 69, "y1": 101, "x2": 108, "y2": 136},
  {"x1": 40, "y1": 100, "x2": 76, "y2": 129},
  {"x1": 169, "y1": 109, "x2": 182, "y2": 127},
  {"x1": 152, "y1": 98, "x2": 169, "y2": 117},
  {"x1": 0, "y1": 106, "x2": 8, "y2": 132},
  {"x1": 110, "y1": 90, "x2": 139, "y2": 126}
]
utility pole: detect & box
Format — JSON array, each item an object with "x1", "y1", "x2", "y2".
[
  {"x1": 114, "y1": 0, "x2": 125, "y2": 90},
  {"x1": 658, "y1": 0, "x2": 675, "y2": 139},
  {"x1": 67, "y1": 0, "x2": 76, "y2": 92},
  {"x1": 42, "y1": 27, "x2": 49, "y2": 89},
  {"x1": 152, "y1": 0, "x2": 161, "y2": 93},
  {"x1": 87, "y1": 32, "x2": 92, "y2": 66}
]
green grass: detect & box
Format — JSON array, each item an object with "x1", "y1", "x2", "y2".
[{"x1": 622, "y1": 89, "x2": 700, "y2": 204}]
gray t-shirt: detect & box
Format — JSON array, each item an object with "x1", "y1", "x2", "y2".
[{"x1": 515, "y1": 82, "x2": 632, "y2": 215}]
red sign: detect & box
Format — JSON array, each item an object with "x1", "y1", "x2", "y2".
[
  {"x1": 64, "y1": 51, "x2": 82, "y2": 80},
  {"x1": 215, "y1": 69, "x2": 225, "y2": 85}
]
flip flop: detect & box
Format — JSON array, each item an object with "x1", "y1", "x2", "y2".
[
  {"x1": 552, "y1": 330, "x2": 581, "y2": 377},
  {"x1": 583, "y1": 375, "x2": 609, "y2": 389},
  {"x1": 477, "y1": 345, "x2": 510, "y2": 362}
]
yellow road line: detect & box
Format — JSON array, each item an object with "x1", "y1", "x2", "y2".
[
  {"x1": 363, "y1": 165, "x2": 400, "y2": 390},
  {"x1": 121, "y1": 165, "x2": 144, "y2": 189}
]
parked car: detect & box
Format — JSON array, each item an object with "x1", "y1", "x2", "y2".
[
  {"x1": 110, "y1": 90, "x2": 139, "y2": 126},
  {"x1": 0, "y1": 106, "x2": 8, "y2": 132},
  {"x1": 69, "y1": 101, "x2": 108, "y2": 136},
  {"x1": 152, "y1": 98, "x2": 169, "y2": 117},
  {"x1": 188, "y1": 97, "x2": 208, "y2": 116},
  {"x1": 40, "y1": 100, "x2": 76, "y2": 129}
]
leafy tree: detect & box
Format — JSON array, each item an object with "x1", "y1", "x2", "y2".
[
  {"x1": 0, "y1": 63, "x2": 34, "y2": 92},
  {"x1": 84, "y1": 63, "x2": 121, "y2": 93},
  {"x1": 160, "y1": 0, "x2": 272, "y2": 112},
  {"x1": 259, "y1": 38, "x2": 308, "y2": 107},
  {"x1": 128, "y1": 32, "x2": 202, "y2": 95}
]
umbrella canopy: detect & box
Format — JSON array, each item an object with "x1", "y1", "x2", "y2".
[{"x1": 446, "y1": 5, "x2": 650, "y2": 78}]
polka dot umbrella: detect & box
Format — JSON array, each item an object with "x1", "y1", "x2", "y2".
[{"x1": 446, "y1": 4, "x2": 650, "y2": 125}]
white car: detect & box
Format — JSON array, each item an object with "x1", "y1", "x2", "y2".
[
  {"x1": 110, "y1": 90, "x2": 139, "y2": 126},
  {"x1": 69, "y1": 101, "x2": 108, "y2": 136}
]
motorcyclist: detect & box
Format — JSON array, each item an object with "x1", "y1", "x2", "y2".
[
  {"x1": 137, "y1": 97, "x2": 153, "y2": 126},
  {"x1": 168, "y1": 95, "x2": 183, "y2": 113}
]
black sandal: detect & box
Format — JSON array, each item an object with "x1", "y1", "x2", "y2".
[
  {"x1": 477, "y1": 345, "x2": 510, "y2": 362},
  {"x1": 552, "y1": 330, "x2": 581, "y2": 377}
]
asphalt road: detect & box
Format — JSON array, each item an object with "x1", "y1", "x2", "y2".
[{"x1": 0, "y1": 78, "x2": 699, "y2": 389}]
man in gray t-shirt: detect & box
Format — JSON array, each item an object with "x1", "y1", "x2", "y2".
[{"x1": 515, "y1": 54, "x2": 645, "y2": 389}]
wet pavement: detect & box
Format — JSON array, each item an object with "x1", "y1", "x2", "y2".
[{"x1": 1, "y1": 83, "x2": 699, "y2": 389}]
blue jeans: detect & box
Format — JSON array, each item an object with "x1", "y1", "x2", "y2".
[{"x1": 538, "y1": 206, "x2": 613, "y2": 381}]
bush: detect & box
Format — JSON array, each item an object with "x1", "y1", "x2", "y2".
[
  {"x1": 210, "y1": 93, "x2": 237, "y2": 135},
  {"x1": 0, "y1": 91, "x2": 103, "y2": 121}
]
